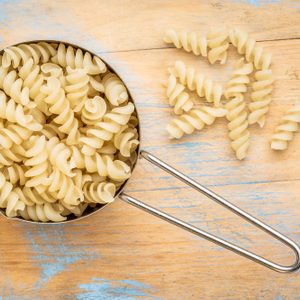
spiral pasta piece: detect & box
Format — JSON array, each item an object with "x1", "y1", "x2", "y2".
[
  {"x1": 166, "y1": 74, "x2": 193, "y2": 114},
  {"x1": 81, "y1": 96, "x2": 107, "y2": 125},
  {"x1": 2, "y1": 42, "x2": 57, "y2": 69},
  {"x1": 207, "y1": 29, "x2": 229, "y2": 64},
  {"x1": 113, "y1": 125, "x2": 139, "y2": 157},
  {"x1": 48, "y1": 168, "x2": 83, "y2": 205},
  {"x1": 229, "y1": 28, "x2": 272, "y2": 70},
  {"x1": 248, "y1": 69, "x2": 274, "y2": 127},
  {"x1": 24, "y1": 135, "x2": 50, "y2": 187},
  {"x1": 88, "y1": 75, "x2": 104, "y2": 97},
  {"x1": 96, "y1": 102, "x2": 135, "y2": 136},
  {"x1": 14, "y1": 186, "x2": 46, "y2": 206},
  {"x1": 70, "y1": 149, "x2": 131, "y2": 182},
  {"x1": 0, "y1": 68, "x2": 32, "y2": 107},
  {"x1": 46, "y1": 137, "x2": 75, "y2": 177},
  {"x1": 65, "y1": 66, "x2": 89, "y2": 111},
  {"x1": 41, "y1": 123, "x2": 66, "y2": 140},
  {"x1": 164, "y1": 29, "x2": 208, "y2": 57},
  {"x1": 0, "y1": 144, "x2": 27, "y2": 167},
  {"x1": 51, "y1": 43, "x2": 107, "y2": 75},
  {"x1": 3, "y1": 164, "x2": 27, "y2": 185},
  {"x1": 225, "y1": 58, "x2": 253, "y2": 99},
  {"x1": 0, "y1": 173, "x2": 25, "y2": 217},
  {"x1": 18, "y1": 203, "x2": 66, "y2": 222},
  {"x1": 166, "y1": 106, "x2": 227, "y2": 139},
  {"x1": 102, "y1": 72, "x2": 129, "y2": 106},
  {"x1": 226, "y1": 94, "x2": 250, "y2": 160},
  {"x1": 41, "y1": 77, "x2": 80, "y2": 144},
  {"x1": 83, "y1": 181, "x2": 116, "y2": 204},
  {"x1": 169, "y1": 60, "x2": 222, "y2": 106},
  {"x1": 270, "y1": 104, "x2": 300, "y2": 150},
  {"x1": 18, "y1": 58, "x2": 45, "y2": 102},
  {"x1": 41, "y1": 62, "x2": 63, "y2": 77},
  {"x1": 72, "y1": 169, "x2": 92, "y2": 189},
  {"x1": 0, "y1": 122, "x2": 32, "y2": 149},
  {"x1": 0, "y1": 91, "x2": 42, "y2": 131}
]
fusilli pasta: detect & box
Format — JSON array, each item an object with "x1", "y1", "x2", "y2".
[
  {"x1": 207, "y1": 29, "x2": 229, "y2": 64},
  {"x1": 169, "y1": 60, "x2": 222, "y2": 106},
  {"x1": 248, "y1": 69, "x2": 274, "y2": 127},
  {"x1": 0, "y1": 41, "x2": 139, "y2": 222},
  {"x1": 224, "y1": 58, "x2": 253, "y2": 99},
  {"x1": 271, "y1": 104, "x2": 300, "y2": 150},
  {"x1": 166, "y1": 106, "x2": 227, "y2": 139},
  {"x1": 164, "y1": 30, "x2": 208, "y2": 57},
  {"x1": 165, "y1": 74, "x2": 193, "y2": 114},
  {"x1": 229, "y1": 28, "x2": 272, "y2": 70},
  {"x1": 226, "y1": 94, "x2": 250, "y2": 160}
]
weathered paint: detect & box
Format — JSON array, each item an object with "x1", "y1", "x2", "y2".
[
  {"x1": 77, "y1": 278, "x2": 158, "y2": 300},
  {"x1": 25, "y1": 226, "x2": 98, "y2": 288},
  {"x1": 234, "y1": 0, "x2": 281, "y2": 6}
]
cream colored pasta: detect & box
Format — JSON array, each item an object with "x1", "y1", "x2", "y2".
[
  {"x1": 83, "y1": 181, "x2": 116, "y2": 204},
  {"x1": 165, "y1": 74, "x2": 193, "y2": 114},
  {"x1": 0, "y1": 122, "x2": 32, "y2": 149},
  {"x1": 226, "y1": 94, "x2": 250, "y2": 160},
  {"x1": 102, "y1": 72, "x2": 129, "y2": 106},
  {"x1": 65, "y1": 66, "x2": 89, "y2": 112},
  {"x1": 24, "y1": 135, "x2": 50, "y2": 187},
  {"x1": 0, "y1": 68, "x2": 33, "y2": 107},
  {"x1": 18, "y1": 203, "x2": 66, "y2": 222},
  {"x1": 0, "y1": 41, "x2": 139, "y2": 222},
  {"x1": 0, "y1": 173, "x2": 25, "y2": 217},
  {"x1": 2, "y1": 42, "x2": 57, "y2": 69},
  {"x1": 19, "y1": 59, "x2": 45, "y2": 101},
  {"x1": 164, "y1": 29, "x2": 208, "y2": 57},
  {"x1": 229, "y1": 28, "x2": 272, "y2": 70},
  {"x1": 0, "y1": 91, "x2": 42, "y2": 131},
  {"x1": 3, "y1": 164, "x2": 27, "y2": 185},
  {"x1": 88, "y1": 75, "x2": 104, "y2": 96},
  {"x1": 166, "y1": 106, "x2": 227, "y2": 139},
  {"x1": 52, "y1": 43, "x2": 107, "y2": 75},
  {"x1": 113, "y1": 125, "x2": 139, "y2": 157},
  {"x1": 169, "y1": 60, "x2": 222, "y2": 106},
  {"x1": 47, "y1": 168, "x2": 83, "y2": 206},
  {"x1": 207, "y1": 29, "x2": 229, "y2": 65},
  {"x1": 81, "y1": 96, "x2": 107, "y2": 125},
  {"x1": 41, "y1": 77, "x2": 80, "y2": 145},
  {"x1": 248, "y1": 69, "x2": 274, "y2": 127},
  {"x1": 224, "y1": 58, "x2": 253, "y2": 99},
  {"x1": 271, "y1": 104, "x2": 300, "y2": 150}
]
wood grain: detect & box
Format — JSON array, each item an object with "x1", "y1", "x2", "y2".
[{"x1": 0, "y1": 0, "x2": 300, "y2": 299}]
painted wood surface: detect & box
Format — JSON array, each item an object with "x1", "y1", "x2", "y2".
[{"x1": 0, "y1": 0, "x2": 300, "y2": 299}]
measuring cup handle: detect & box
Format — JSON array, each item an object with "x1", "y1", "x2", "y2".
[{"x1": 119, "y1": 150, "x2": 300, "y2": 273}]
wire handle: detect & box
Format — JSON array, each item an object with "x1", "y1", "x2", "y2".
[{"x1": 119, "y1": 150, "x2": 300, "y2": 273}]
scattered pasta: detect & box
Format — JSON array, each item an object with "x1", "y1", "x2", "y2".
[
  {"x1": 248, "y1": 69, "x2": 274, "y2": 127},
  {"x1": 165, "y1": 74, "x2": 194, "y2": 114},
  {"x1": 271, "y1": 104, "x2": 300, "y2": 150},
  {"x1": 0, "y1": 41, "x2": 139, "y2": 222},
  {"x1": 163, "y1": 28, "x2": 279, "y2": 159},
  {"x1": 169, "y1": 60, "x2": 223, "y2": 106},
  {"x1": 226, "y1": 94, "x2": 250, "y2": 160},
  {"x1": 166, "y1": 106, "x2": 227, "y2": 139},
  {"x1": 164, "y1": 30, "x2": 208, "y2": 57}
]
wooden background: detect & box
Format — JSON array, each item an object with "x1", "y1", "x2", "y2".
[{"x1": 0, "y1": 0, "x2": 300, "y2": 299}]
